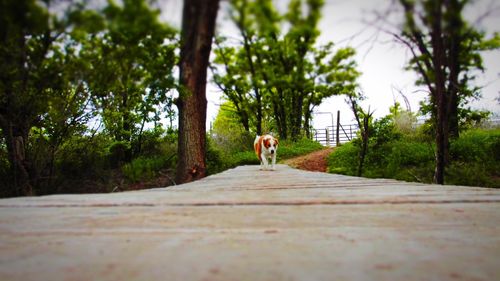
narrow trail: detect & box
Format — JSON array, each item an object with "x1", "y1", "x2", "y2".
[{"x1": 282, "y1": 147, "x2": 334, "y2": 172}]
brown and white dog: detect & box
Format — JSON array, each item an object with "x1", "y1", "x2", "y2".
[{"x1": 254, "y1": 134, "x2": 279, "y2": 170}]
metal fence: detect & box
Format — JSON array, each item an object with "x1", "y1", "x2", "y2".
[
  {"x1": 312, "y1": 118, "x2": 500, "y2": 147},
  {"x1": 312, "y1": 124, "x2": 359, "y2": 147}
]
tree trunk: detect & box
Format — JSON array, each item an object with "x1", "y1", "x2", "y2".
[
  {"x1": 176, "y1": 0, "x2": 220, "y2": 184},
  {"x1": 446, "y1": 0, "x2": 462, "y2": 139},
  {"x1": 0, "y1": 119, "x2": 32, "y2": 196},
  {"x1": 272, "y1": 88, "x2": 287, "y2": 139},
  {"x1": 431, "y1": 0, "x2": 448, "y2": 184},
  {"x1": 303, "y1": 106, "x2": 311, "y2": 139},
  {"x1": 236, "y1": 2, "x2": 262, "y2": 136},
  {"x1": 290, "y1": 92, "x2": 303, "y2": 140},
  {"x1": 357, "y1": 116, "x2": 369, "y2": 177},
  {"x1": 122, "y1": 96, "x2": 132, "y2": 162},
  {"x1": 255, "y1": 91, "x2": 262, "y2": 136}
]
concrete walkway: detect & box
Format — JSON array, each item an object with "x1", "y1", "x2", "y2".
[{"x1": 0, "y1": 165, "x2": 499, "y2": 281}]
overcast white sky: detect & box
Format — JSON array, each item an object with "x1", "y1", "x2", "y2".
[{"x1": 159, "y1": 0, "x2": 500, "y2": 129}]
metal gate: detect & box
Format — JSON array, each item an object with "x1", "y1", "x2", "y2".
[{"x1": 312, "y1": 124, "x2": 359, "y2": 147}]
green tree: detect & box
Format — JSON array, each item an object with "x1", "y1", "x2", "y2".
[
  {"x1": 80, "y1": 0, "x2": 177, "y2": 161},
  {"x1": 212, "y1": 0, "x2": 359, "y2": 140},
  {"x1": 211, "y1": 101, "x2": 252, "y2": 152},
  {"x1": 395, "y1": 0, "x2": 500, "y2": 184},
  {"x1": 0, "y1": 0, "x2": 85, "y2": 196},
  {"x1": 211, "y1": 40, "x2": 253, "y2": 132},
  {"x1": 33, "y1": 34, "x2": 96, "y2": 192}
]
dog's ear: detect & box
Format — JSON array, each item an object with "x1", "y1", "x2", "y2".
[
  {"x1": 263, "y1": 138, "x2": 270, "y2": 148},
  {"x1": 274, "y1": 139, "x2": 279, "y2": 146}
]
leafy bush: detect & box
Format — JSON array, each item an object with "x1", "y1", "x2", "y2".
[
  {"x1": 328, "y1": 128, "x2": 500, "y2": 187},
  {"x1": 134, "y1": 127, "x2": 178, "y2": 157},
  {"x1": 384, "y1": 140, "x2": 434, "y2": 182},
  {"x1": 122, "y1": 156, "x2": 173, "y2": 183},
  {"x1": 450, "y1": 129, "x2": 500, "y2": 163},
  {"x1": 121, "y1": 128, "x2": 178, "y2": 184},
  {"x1": 108, "y1": 141, "x2": 131, "y2": 168},
  {"x1": 54, "y1": 134, "x2": 111, "y2": 193},
  {"x1": 327, "y1": 141, "x2": 359, "y2": 175},
  {"x1": 448, "y1": 129, "x2": 500, "y2": 187},
  {"x1": 51, "y1": 128, "x2": 178, "y2": 193},
  {"x1": 0, "y1": 140, "x2": 11, "y2": 196},
  {"x1": 206, "y1": 137, "x2": 232, "y2": 175}
]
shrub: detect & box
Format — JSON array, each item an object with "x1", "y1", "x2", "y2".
[
  {"x1": 327, "y1": 141, "x2": 359, "y2": 175},
  {"x1": 122, "y1": 156, "x2": 172, "y2": 183},
  {"x1": 135, "y1": 127, "x2": 178, "y2": 158},
  {"x1": 206, "y1": 138, "x2": 231, "y2": 175},
  {"x1": 108, "y1": 140, "x2": 131, "y2": 167},
  {"x1": 57, "y1": 135, "x2": 109, "y2": 177},
  {"x1": 327, "y1": 128, "x2": 500, "y2": 187},
  {"x1": 450, "y1": 129, "x2": 500, "y2": 163},
  {"x1": 384, "y1": 140, "x2": 434, "y2": 182},
  {"x1": 448, "y1": 129, "x2": 500, "y2": 187},
  {"x1": 54, "y1": 134, "x2": 111, "y2": 193}
]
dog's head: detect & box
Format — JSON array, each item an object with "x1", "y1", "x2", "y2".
[{"x1": 263, "y1": 135, "x2": 279, "y2": 155}]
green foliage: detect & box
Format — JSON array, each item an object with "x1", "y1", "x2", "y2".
[
  {"x1": 78, "y1": 0, "x2": 178, "y2": 150},
  {"x1": 211, "y1": 101, "x2": 255, "y2": 152},
  {"x1": 447, "y1": 129, "x2": 500, "y2": 187},
  {"x1": 0, "y1": 0, "x2": 101, "y2": 195},
  {"x1": 122, "y1": 156, "x2": 171, "y2": 183},
  {"x1": 0, "y1": 0, "x2": 180, "y2": 196},
  {"x1": 329, "y1": 102, "x2": 498, "y2": 187},
  {"x1": 52, "y1": 128, "x2": 177, "y2": 193},
  {"x1": 328, "y1": 128, "x2": 499, "y2": 188},
  {"x1": 397, "y1": 0, "x2": 499, "y2": 183},
  {"x1": 108, "y1": 141, "x2": 132, "y2": 168},
  {"x1": 327, "y1": 142, "x2": 358, "y2": 175},
  {"x1": 383, "y1": 140, "x2": 435, "y2": 182},
  {"x1": 54, "y1": 134, "x2": 110, "y2": 193},
  {"x1": 212, "y1": 0, "x2": 359, "y2": 140},
  {"x1": 330, "y1": 104, "x2": 433, "y2": 180}
]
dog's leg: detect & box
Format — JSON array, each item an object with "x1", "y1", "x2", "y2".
[
  {"x1": 261, "y1": 153, "x2": 269, "y2": 170},
  {"x1": 271, "y1": 153, "x2": 276, "y2": 170}
]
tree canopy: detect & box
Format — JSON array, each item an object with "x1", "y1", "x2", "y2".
[
  {"x1": 211, "y1": 0, "x2": 359, "y2": 140},
  {"x1": 0, "y1": 0, "x2": 178, "y2": 196}
]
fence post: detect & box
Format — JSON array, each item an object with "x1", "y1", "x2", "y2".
[
  {"x1": 325, "y1": 128, "x2": 329, "y2": 146},
  {"x1": 336, "y1": 110, "x2": 340, "y2": 147}
]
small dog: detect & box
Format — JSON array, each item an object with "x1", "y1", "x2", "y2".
[{"x1": 254, "y1": 134, "x2": 279, "y2": 170}]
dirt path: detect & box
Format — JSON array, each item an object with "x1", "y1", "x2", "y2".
[{"x1": 282, "y1": 147, "x2": 333, "y2": 172}]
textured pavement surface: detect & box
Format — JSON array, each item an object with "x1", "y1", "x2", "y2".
[{"x1": 1, "y1": 165, "x2": 499, "y2": 281}]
